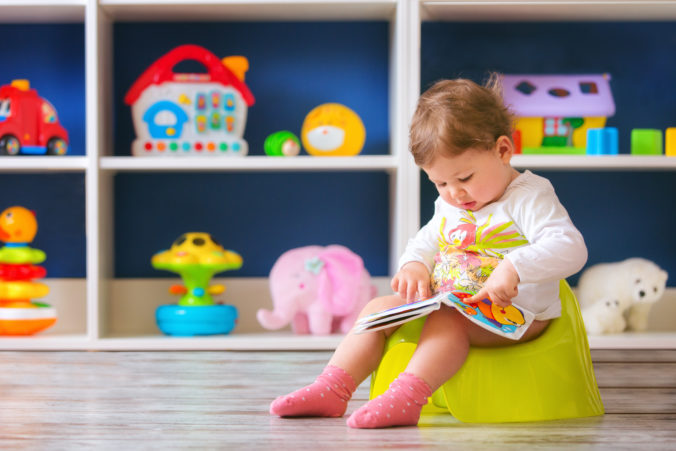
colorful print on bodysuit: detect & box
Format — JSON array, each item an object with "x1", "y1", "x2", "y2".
[{"x1": 431, "y1": 210, "x2": 529, "y2": 294}]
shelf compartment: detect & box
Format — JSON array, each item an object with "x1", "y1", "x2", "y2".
[{"x1": 110, "y1": 21, "x2": 391, "y2": 158}]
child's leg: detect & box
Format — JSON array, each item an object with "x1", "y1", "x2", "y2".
[
  {"x1": 270, "y1": 295, "x2": 405, "y2": 418},
  {"x1": 347, "y1": 306, "x2": 550, "y2": 428}
]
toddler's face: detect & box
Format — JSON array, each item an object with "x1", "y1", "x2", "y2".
[{"x1": 422, "y1": 137, "x2": 517, "y2": 211}]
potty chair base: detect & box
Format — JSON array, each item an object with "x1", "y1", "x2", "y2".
[
  {"x1": 370, "y1": 281, "x2": 604, "y2": 423},
  {"x1": 156, "y1": 304, "x2": 237, "y2": 336}
]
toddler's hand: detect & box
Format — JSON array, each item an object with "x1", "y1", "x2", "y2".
[
  {"x1": 467, "y1": 259, "x2": 520, "y2": 308},
  {"x1": 391, "y1": 262, "x2": 431, "y2": 303}
]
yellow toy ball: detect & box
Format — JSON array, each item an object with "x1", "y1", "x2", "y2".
[{"x1": 301, "y1": 103, "x2": 366, "y2": 156}]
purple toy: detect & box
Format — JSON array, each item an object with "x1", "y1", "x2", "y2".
[
  {"x1": 257, "y1": 245, "x2": 376, "y2": 335},
  {"x1": 502, "y1": 74, "x2": 615, "y2": 117}
]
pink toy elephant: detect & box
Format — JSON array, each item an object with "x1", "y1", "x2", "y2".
[{"x1": 257, "y1": 245, "x2": 377, "y2": 335}]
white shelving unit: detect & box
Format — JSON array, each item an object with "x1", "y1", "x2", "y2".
[{"x1": 1, "y1": 0, "x2": 676, "y2": 350}]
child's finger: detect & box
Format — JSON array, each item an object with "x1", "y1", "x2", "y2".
[
  {"x1": 406, "y1": 283, "x2": 418, "y2": 303},
  {"x1": 390, "y1": 276, "x2": 400, "y2": 293},
  {"x1": 418, "y1": 280, "x2": 430, "y2": 300},
  {"x1": 466, "y1": 289, "x2": 488, "y2": 304}
]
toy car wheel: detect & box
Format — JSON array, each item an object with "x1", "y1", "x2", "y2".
[
  {"x1": 46, "y1": 138, "x2": 68, "y2": 156},
  {"x1": 0, "y1": 135, "x2": 20, "y2": 156}
]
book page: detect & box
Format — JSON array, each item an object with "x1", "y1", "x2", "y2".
[{"x1": 441, "y1": 291, "x2": 534, "y2": 340}]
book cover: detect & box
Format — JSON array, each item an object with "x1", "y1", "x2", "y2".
[{"x1": 353, "y1": 291, "x2": 535, "y2": 340}]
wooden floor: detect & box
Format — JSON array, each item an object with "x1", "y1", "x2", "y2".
[{"x1": 0, "y1": 351, "x2": 675, "y2": 449}]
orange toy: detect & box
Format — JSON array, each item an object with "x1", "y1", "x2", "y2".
[{"x1": 0, "y1": 206, "x2": 56, "y2": 335}]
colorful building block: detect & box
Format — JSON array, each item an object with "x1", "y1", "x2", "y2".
[
  {"x1": 586, "y1": 127, "x2": 618, "y2": 155},
  {"x1": 631, "y1": 129, "x2": 663, "y2": 155},
  {"x1": 666, "y1": 128, "x2": 676, "y2": 157}
]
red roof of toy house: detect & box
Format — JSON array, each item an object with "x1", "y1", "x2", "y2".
[{"x1": 124, "y1": 44, "x2": 255, "y2": 107}]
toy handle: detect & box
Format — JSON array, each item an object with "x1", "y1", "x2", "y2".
[
  {"x1": 151, "y1": 44, "x2": 232, "y2": 85},
  {"x1": 169, "y1": 285, "x2": 188, "y2": 295},
  {"x1": 208, "y1": 284, "x2": 225, "y2": 295}
]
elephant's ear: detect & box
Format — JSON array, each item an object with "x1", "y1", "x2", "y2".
[{"x1": 317, "y1": 245, "x2": 364, "y2": 316}]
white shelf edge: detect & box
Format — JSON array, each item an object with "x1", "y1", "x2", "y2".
[
  {"x1": 588, "y1": 333, "x2": 676, "y2": 349},
  {"x1": 99, "y1": 155, "x2": 399, "y2": 172},
  {"x1": 0, "y1": 157, "x2": 88, "y2": 172},
  {"x1": 2, "y1": 332, "x2": 676, "y2": 351},
  {"x1": 99, "y1": 0, "x2": 398, "y2": 21},
  {"x1": 94, "y1": 333, "x2": 345, "y2": 351},
  {"x1": 512, "y1": 155, "x2": 676, "y2": 171},
  {"x1": 0, "y1": 1, "x2": 86, "y2": 23},
  {"x1": 96, "y1": 155, "x2": 676, "y2": 172},
  {"x1": 0, "y1": 334, "x2": 92, "y2": 351},
  {"x1": 421, "y1": 0, "x2": 676, "y2": 21}
]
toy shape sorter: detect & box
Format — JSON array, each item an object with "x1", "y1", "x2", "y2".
[
  {"x1": 0, "y1": 80, "x2": 69, "y2": 156},
  {"x1": 152, "y1": 232, "x2": 243, "y2": 336},
  {"x1": 502, "y1": 74, "x2": 615, "y2": 155},
  {"x1": 124, "y1": 44, "x2": 255, "y2": 157},
  {"x1": 0, "y1": 206, "x2": 57, "y2": 335}
]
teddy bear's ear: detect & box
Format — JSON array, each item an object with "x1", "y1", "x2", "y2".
[{"x1": 660, "y1": 270, "x2": 669, "y2": 283}]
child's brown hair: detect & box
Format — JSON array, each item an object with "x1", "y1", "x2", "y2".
[{"x1": 409, "y1": 74, "x2": 514, "y2": 166}]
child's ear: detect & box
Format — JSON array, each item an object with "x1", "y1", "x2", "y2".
[{"x1": 495, "y1": 135, "x2": 514, "y2": 163}]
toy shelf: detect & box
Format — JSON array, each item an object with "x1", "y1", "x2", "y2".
[{"x1": 2, "y1": 0, "x2": 676, "y2": 352}]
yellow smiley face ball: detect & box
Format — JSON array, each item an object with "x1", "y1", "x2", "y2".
[{"x1": 301, "y1": 103, "x2": 366, "y2": 157}]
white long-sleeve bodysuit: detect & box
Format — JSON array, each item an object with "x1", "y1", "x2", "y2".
[{"x1": 398, "y1": 170, "x2": 587, "y2": 320}]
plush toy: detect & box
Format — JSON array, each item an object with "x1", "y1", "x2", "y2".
[
  {"x1": 257, "y1": 245, "x2": 376, "y2": 335},
  {"x1": 577, "y1": 258, "x2": 668, "y2": 333},
  {"x1": 581, "y1": 297, "x2": 625, "y2": 335}
]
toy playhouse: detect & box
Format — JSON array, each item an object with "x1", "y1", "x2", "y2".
[
  {"x1": 124, "y1": 45, "x2": 255, "y2": 157},
  {"x1": 502, "y1": 74, "x2": 615, "y2": 154}
]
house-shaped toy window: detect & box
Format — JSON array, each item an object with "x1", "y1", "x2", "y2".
[{"x1": 503, "y1": 74, "x2": 615, "y2": 154}]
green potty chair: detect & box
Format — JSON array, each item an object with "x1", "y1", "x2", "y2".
[{"x1": 370, "y1": 280, "x2": 604, "y2": 423}]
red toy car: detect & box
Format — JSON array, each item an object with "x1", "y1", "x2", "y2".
[{"x1": 0, "y1": 79, "x2": 69, "y2": 156}]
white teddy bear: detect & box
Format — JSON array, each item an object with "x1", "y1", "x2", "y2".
[
  {"x1": 582, "y1": 297, "x2": 625, "y2": 335},
  {"x1": 577, "y1": 258, "x2": 668, "y2": 333}
]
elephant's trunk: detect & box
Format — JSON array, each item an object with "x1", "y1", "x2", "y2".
[{"x1": 256, "y1": 306, "x2": 294, "y2": 330}]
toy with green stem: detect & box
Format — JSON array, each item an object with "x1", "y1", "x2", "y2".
[{"x1": 152, "y1": 232, "x2": 242, "y2": 336}]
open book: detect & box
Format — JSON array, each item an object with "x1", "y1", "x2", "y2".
[{"x1": 353, "y1": 291, "x2": 535, "y2": 340}]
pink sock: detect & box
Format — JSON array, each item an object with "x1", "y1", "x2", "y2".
[
  {"x1": 270, "y1": 365, "x2": 357, "y2": 418},
  {"x1": 347, "y1": 372, "x2": 432, "y2": 429}
]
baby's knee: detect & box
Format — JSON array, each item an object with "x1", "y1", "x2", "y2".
[
  {"x1": 426, "y1": 307, "x2": 469, "y2": 336},
  {"x1": 358, "y1": 295, "x2": 404, "y2": 318}
]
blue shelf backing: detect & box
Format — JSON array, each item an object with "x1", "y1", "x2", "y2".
[
  {"x1": 114, "y1": 171, "x2": 391, "y2": 278},
  {"x1": 0, "y1": 173, "x2": 86, "y2": 277}
]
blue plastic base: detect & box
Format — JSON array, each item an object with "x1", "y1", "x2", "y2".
[{"x1": 156, "y1": 304, "x2": 238, "y2": 336}]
